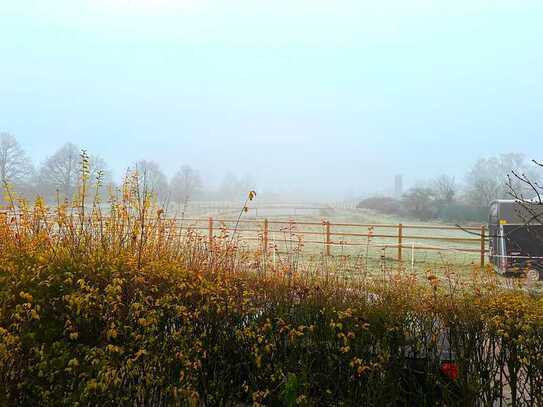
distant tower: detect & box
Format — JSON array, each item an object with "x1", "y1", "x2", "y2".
[{"x1": 394, "y1": 175, "x2": 403, "y2": 198}]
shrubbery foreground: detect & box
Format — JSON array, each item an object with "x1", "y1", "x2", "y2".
[{"x1": 1, "y1": 173, "x2": 543, "y2": 406}]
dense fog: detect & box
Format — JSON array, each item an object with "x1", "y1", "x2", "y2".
[{"x1": 2, "y1": 1, "x2": 542, "y2": 203}]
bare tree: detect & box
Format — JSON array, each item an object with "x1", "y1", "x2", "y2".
[
  {"x1": 88, "y1": 155, "x2": 112, "y2": 184},
  {"x1": 506, "y1": 159, "x2": 543, "y2": 220},
  {"x1": 218, "y1": 172, "x2": 240, "y2": 200},
  {"x1": 39, "y1": 143, "x2": 80, "y2": 199},
  {"x1": 0, "y1": 132, "x2": 33, "y2": 186},
  {"x1": 402, "y1": 187, "x2": 436, "y2": 220},
  {"x1": 38, "y1": 143, "x2": 111, "y2": 201},
  {"x1": 238, "y1": 173, "x2": 256, "y2": 196},
  {"x1": 218, "y1": 172, "x2": 256, "y2": 201},
  {"x1": 432, "y1": 175, "x2": 457, "y2": 204},
  {"x1": 170, "y1": 165, "x2": 202, "y2": 204},
  {"x1": 465, "y1": 153, "x2": 540, "y2": 207},
  {"x1": 134, "y1": 160, "x2": 169, "y2": 200},
  {"x1": 501, "y1": 160, "x2": 543, "y2": 280},
  {"x1": 87, "y1": 154, "x2": 114, "y2": 197}
]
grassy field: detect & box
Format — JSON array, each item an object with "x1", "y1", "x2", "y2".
[
  {"x1": 176, "y1": 206, "x2": 486, "y2": 277},
  {"x1": 175, "y1": 206, "x2": 543, "y2": 292}
]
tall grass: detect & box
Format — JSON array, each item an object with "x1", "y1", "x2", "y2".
[{"x1": 1, "y1": 166, "x2": 543, "y2": 406}]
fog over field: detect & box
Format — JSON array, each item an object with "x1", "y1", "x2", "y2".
[
  {"x1": 1, "y1": 1, "x2": 543, "y2": 200},
  {"x1": 4, "y1": 5, "x2": 543, "y2": 406}
]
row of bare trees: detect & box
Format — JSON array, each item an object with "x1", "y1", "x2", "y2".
[
  {"x1": 1, "y1": 132, "x2": 260, "y2": 206},
  {"x1": 132, "y1": 159, "x2": 204, "y2": 203},
  {"x1": 464, "y1": 153, "x2": 541, "y2": 206},
  {"x1": 358, "y1": 154, "x2": 542, "y2": 221},
  {"x1": 0, "y1": 133, "x2": 208, "y2": 205}
]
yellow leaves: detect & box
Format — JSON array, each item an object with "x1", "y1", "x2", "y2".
[
  {"x1": 69, "y1": 332, "x2": 79, "y2": 340},
  {"x1": 262, "y1": 319, "x2": 273, "y2": 333},
  {"x1": 106, "y1": 327, "x2": 118, "y2": 340},
  {"x1": 106, "y1": 344, "x2": 123, "y2": 354},
  {"x1": 133, "y1": 349, "x2": 147, "y2": 360},
  {"x1": 350, "y1": 356, "x2": 372, "y2": 377},
  {"x1": 19, "y1": 291, "x2": 33, "y2": 302},
  {"x1": 130, "y1": 302, "x2": 144, "y2": 313},
  {"x1": 30, "y1": 309, "x2": 40, "y2": 320},
  {"x1": 76, "y1": 278, "x2": 94, "y2": 293},
  {"x1": 288, "y1": 327, "x2": 305, "y2": 341},
  {"x1": 65, "y1": 358, "x2": 80, "y2": 373},
  {"x1": 427, "y1": 274, "x2": 438, "y2": 286},
  {"x1": 85, "y1": 379, "x2": 100, "y2": 393},
  {"x1": 330, "y1": 321, "x2": 343, "y2": 330},
  {"x1": 252, "y1": 389, "x2": 270, "y2": 405},
  {"x1": 68, "y1": 358, "x2": 80, "y2": 368},
  {"x1": 357, "y1": 365, "x2": 370, "y2": 375},
  {"x1": 338, "y1": 308, "x2": 353, "y2": 320},
  {"x1": 137, "y1": 313, "x2": 158, "y2": 329}
]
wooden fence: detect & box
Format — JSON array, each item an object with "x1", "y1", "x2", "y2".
[
  {"x1": 177, "y1": 217, "x2": 487, "y2": 267},
  {"x1": 0, "y1": 209, "x2": 487, "y2": 267}
]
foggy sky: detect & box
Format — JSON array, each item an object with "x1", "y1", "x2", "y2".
[{"x1": 1, "y1": 0, "x2": 543, "y2": 200}]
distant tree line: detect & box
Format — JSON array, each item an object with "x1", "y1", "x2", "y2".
[
  {"x1": 0, "y1": 132, "x2": 256, "y2": 207},
  {"x1": 358, "y1": 153, "x2": 542, "y2": 222}
]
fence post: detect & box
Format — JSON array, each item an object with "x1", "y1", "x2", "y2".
[
  {"x1": 263, "y1": 218, "x2": 269, "y2": 255},
  {"x1": 325, "y1": 221, "x2": 331, "y2": 256},
  {"x1": 398, "y1": 223, "x2": 403, "y2": 262},
  {"x1": 480, "y1": 225, "x2": 486, "y2": 268},
  {"x1": 208, "y1": 217, "x2": 213, "y2": 251}
]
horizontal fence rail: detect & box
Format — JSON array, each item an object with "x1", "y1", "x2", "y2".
[
  {"x1": 0, "y1": 210, "x2": 488, "y2": 267},
  {"x1": 173, "y1": 216, "x2": 488, "y2": 267}
]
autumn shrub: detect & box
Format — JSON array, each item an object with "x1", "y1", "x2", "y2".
[{"x1": 1, "y1": 167, "x2": 543, "y2": 406}]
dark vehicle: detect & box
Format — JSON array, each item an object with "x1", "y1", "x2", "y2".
[{"x1": 488, "y1": 199, "x2": 543, "y2": 280}]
